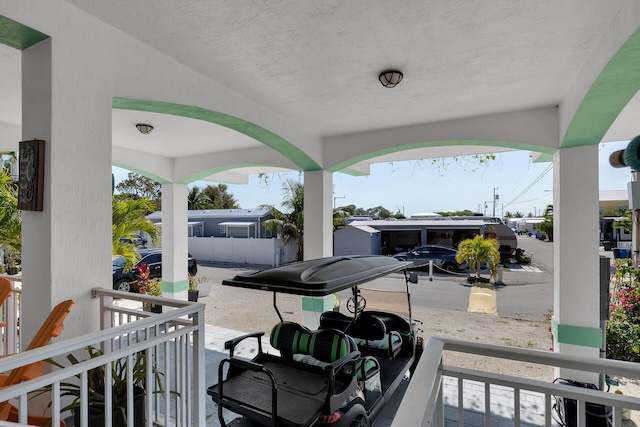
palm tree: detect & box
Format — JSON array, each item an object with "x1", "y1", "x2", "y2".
[
  {"x1": 187, "y1": 186, "x2": 211, "y2": 210},
  {"x1": 262, "y1": 179, "x2": 304, "y2": 261},
  {"x1": 112, "y1": 198, "x2": 160, "y2": 271},
  {"x1": 614, "y1": 210, "x2": 633, "y2": 235},
  {"x1": 537, "y1": 204, "x2": 554, "y2": 241},
  {"x1": 456, "y1": 234, "x2": 500, "y2": 279}
]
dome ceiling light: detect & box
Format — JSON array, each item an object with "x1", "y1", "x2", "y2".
[
  {"x1": 378, "y1": 70, "x2": 403, "y2": 88},
  {"x1": 136, "y1": 123, "x2": 154, "y2": 135}
]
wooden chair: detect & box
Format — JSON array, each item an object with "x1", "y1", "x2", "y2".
[{"x1": 0, "y1": 299, "x2": 74, "y2": 426}]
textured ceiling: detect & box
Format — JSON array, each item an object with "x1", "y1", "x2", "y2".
[{"x1": 3, "y1": 1, "x2": 640, "y2": 182}]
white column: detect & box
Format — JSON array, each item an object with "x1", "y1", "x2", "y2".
[
  {"x1": 21, "y1": 38, "x2": 113, "y2": 342},
  {"x1": 161, "y1": 183, "x2": 189, "y2": 302},
  {"x1": 552, "y1": 145, "x2": 601, "y2": 384},
  {"x1": 303, "y1": 170, "x2": 333, "y2": 260},
  {"x1": 301, "y1": 171, "x2": 334, "y2": 328}
]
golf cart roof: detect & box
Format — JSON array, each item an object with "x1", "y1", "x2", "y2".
[{"x1": 222, "y1": 255, "x2": 412, "y2": 296}]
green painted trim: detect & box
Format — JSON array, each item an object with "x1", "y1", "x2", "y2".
[
  {"x1": 532, "y1": 152, "x2": 554, "y2": 163},
  {"x1": 337, "y1": 167, "x2": 368, "y2": 177},
  {"x1": 302, "y1": 295, "x2": 334, "y2": 313},
  {"x1": 0, "y1": 16, "x2": 49, "y2": 50},
  {"x1": 112, "y1": 98, "x2": 320, "y2": 174},
  {"x1": 112, "y1": 162, "x2": 170, "y2": 184},
  {"x1": 161, "y1": 280, "x2": 189, "y2": 293},
  {"x1": 563, "y1": 27, "x2": 640, "y2": 148},
  {"x1": 327, "y1": 140, "x2": 556, "y2": 173},
  {"x1": 551, "y1": 318, "x2": 602, "y2": 348}
]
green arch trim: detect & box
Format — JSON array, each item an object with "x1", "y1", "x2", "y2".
[
  {"x1": 328, "y1": 139, "x2": 556, "y2": 173},
  {"x1": 112, "y1": 162, "x2": 170, "y2": 184},
  {"x1": 563, "y1": 27, "x2": 640, "y2": 148},
  {"x1": 112, "y1": 98, "x2": 320, "y2": 173},
  {"x1": 0, "y1": 16, "x2": 49, "y2": 50}
]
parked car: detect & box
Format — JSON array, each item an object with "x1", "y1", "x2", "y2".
[
  {"x1": 393, "y1": 244, "x2": 467, "y2": 272},
  {"x1": 118, "y1": 234, "x2": 147, "y2": 248},
  {"x1": 112, "y1": 248, "x2": 197, "y2": 292}
]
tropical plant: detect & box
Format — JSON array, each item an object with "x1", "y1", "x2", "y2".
[
  {"x1": 202, "y1": 184, "x2": 239, "y2": 209},
  {"x1": 115, "y1": 172, "x2": 162, "y2": 207},
  {"x1": 455, "y1": 234, "x2": 500, "y2": 279},
  {"x1": 39, "y1": 346, "x2": 164, "y2": 424},
  {"x1": 187, "y1": 186, "x2": 211, "y2": 210},
  {"x1": 607, "y1": 258, "x2": 640, "y2": 362},
  {"x1": 262, "y1": 179, "x2": 305, "y2": 261},
  {"x1": 136, "y1": 263, "x2": 162, "y2": 297},
  {"x1": 0, "y1": 169, "x2": 20, "y2": 273},
  {"x1": 112, "y1": 198, "x2": 160, "y2": 272},
  {"x1": 537, "y1": 204, "x2": 554, "y2": 241},
  {"x1": 188, "y1": 275, "x2": 208, "y2": 292},
  {"x1": 613, "y1": 210, "x2": 633, "y2": 235}
]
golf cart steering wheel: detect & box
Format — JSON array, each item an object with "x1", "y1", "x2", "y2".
[{"x1": 347, "y1": 294, "x2": 366, "y2": 314}]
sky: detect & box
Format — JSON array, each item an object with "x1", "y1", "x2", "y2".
[{"x1": 113, "y1": 139, "x2": 634, "y2": 218}]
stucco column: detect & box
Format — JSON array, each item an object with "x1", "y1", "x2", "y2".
[
  {"x1": 552, "y1": 145, "x2": 601, "y2": 384},
  {"x1": 21, "y1": 38, "x2": 113, "y2": 342},
  {"x1": 161, "y1": 183, "x2": 189, "y2": 302},
  {"x1": 302, "y1": 171, "x2": 333, "y2": 328},
  {"x1": 303, "y1": 170, "x2": 333, "y2": 260}
]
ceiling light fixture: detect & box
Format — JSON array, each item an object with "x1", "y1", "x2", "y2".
[
  {"x1": 136, "y1": 124, "x2": 154, "y2": 135},
  {"x1": 378, "y1": 70, "x2": 403, "y2": 88}
]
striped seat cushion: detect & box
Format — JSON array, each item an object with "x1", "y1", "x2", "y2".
[{"x1": 270, "y1": 321, "x2": 351, "y2": 364}]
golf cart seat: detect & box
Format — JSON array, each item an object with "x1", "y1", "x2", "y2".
[
  {"x1": 319, "y1": 311, "x2": 403, "y2": 359},
  {"x1": 208, "y1": 321, "x2": 362, "y2": 427},
  {"x1": 272, "y1": 322, "x2": 380, "y2": 383}
]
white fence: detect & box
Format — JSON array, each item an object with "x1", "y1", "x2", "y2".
[
  {"x1": 188, "y1": 236, "x2": 297, "y2": 266},
  {"x1": 0, "y1": 288, "x2": 205, "y2": 426},
  {"x1": 393, "y1": 337, "x2": 640, "y2": 427}
]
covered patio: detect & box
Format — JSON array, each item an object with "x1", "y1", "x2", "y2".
[{"x1": 2, "y1": 1, "x2": 640, "y2": 425}]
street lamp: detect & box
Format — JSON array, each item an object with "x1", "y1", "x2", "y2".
[{"x1": 333, "y1": 195, "x2": 345, "y2": 209}]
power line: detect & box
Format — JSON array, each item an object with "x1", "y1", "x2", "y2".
[{"x1": 503, "y1": 163, "x2": 553, "y2": 209}]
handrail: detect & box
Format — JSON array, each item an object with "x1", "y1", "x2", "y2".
[
  {"x1": 392, "y1": 336, "x2": 640, "y2": 427},
  {"x1": 0, "y1": 288, "x2": 206, "y2": 426}
]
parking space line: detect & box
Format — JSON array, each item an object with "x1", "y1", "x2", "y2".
[{"x1": 467, "y1": 283, "x2": 497, "y2": 315}]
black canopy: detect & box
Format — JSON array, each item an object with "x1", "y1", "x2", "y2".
[{"x1": 221, "y1": 255, "x2": 412, "y2": 296}]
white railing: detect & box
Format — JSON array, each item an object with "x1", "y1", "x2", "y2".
[
  {"x1": 0, "y1": 288, "x2": 205, "y2": 427},
  {"x1": 0, "y1": 273, "x2": 21, "y2": 355},
  {"x1": 393, "y1": 337, "x2": 640, "y2": 427}
]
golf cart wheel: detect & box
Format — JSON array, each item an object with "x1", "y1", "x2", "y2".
[
  {"x1": 114, "y1": 279, "x2": 131, "y2": 293},
  {"x1": 442, "y1": 262, "x2": 458, "y2": 272},
  {"x1": 350, "y1": 416, "x2": 369, "y2": 427}
]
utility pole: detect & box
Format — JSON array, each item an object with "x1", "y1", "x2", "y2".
[
  {"x1": 396, "y1": 206, "x2": 405, "y2": 216},
  {"x1": 493, "y1": 188, "x2": 499, "y2": 217},
  {"x1": 333, "y1": 195, "x2": 345, "y2": 209}
]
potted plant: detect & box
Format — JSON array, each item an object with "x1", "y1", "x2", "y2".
[
  {"x1": 136, "y1": 263, "x2": 162, "y2": 313},
  {"x1": 187, "y1": 275, "x2": 209, "y2": 302},
  {"x1": 38, "y1": 346, "x2": 164, "y2": 427},
  {"x1": 456, "y1": 234, "x2": 500, "y2": 283}
]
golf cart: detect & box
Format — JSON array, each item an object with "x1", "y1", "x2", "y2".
[{"x1": 207, "y1": 255, "x2": 424, "y2": 427}]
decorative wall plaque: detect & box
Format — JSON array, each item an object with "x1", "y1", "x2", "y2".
[{"x1": 18, "y1": 139, "x2": 45, "y2": 211}]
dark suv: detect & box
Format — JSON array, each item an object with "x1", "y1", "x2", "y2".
[
  {"x1": 112, "y1": 248, "x2": 198, "y2": 292},
  {"x1": 393, "y1": 245, "x2": 467, "y2": 272}
]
